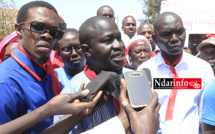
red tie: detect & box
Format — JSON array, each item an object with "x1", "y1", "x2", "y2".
[
  {"x1": 84, "y1": 64, "x2": 120, "y2": 114},
  {"x1": 161, "y1": 51, "x2": 183, "y2": 120},
  {"x1": 12, "y1": 46, "x2": 62, "y2": 96}
]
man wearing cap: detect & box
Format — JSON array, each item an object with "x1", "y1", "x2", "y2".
[
  {"x1": 201, "y1": 37, "x2": 215, "y2": 132},
  {"x1": 197, "y1": 37, "x2": 215, "y2": 75},
  {"x1": 137, "y1": 12, "x2": 214, "y2": 133}
]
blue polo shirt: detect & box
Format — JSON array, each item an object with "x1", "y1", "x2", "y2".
[
  {"x1": 0, "y1": 48, "x2": 54, "y2": 134},
  {"x1": 55, "y1": 67, "x2": 72, "y2": 88}
]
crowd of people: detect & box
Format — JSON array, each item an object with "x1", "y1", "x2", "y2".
[{"x1": 0, "y1": 1, "x2": 215, "y2": 134}]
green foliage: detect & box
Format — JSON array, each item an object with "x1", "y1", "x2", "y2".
[
  {"x1": 139, "y1": 0, "x2": 163, "y2": 24},
  {"x1": 0, "y1": 0, "x2": 17, "y2": 41}
]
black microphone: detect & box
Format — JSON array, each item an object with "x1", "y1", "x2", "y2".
[{"x1": 142, "y1": 68, "x2": 152, "y2": 87}]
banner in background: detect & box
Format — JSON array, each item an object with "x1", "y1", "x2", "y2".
[{"x1": 160, "y1": 0, "x2": 215, "y2": 34}]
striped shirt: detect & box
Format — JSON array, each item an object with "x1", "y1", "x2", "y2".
[{"x1": 54, "y1": 67, "x2": 131, "y2": 134}]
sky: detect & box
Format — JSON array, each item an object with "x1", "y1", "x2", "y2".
[{"x1": 13, "y1": 0, "x2": 145, "y2": 30}]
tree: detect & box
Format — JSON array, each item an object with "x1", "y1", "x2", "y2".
[
  {"x1": 0, "y1": 0, "x2": 17, "y2": 41},
  {"x1": 139, "y1": 0, "x2": 163, "y2": 24}
]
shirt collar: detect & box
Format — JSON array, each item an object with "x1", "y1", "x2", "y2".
[
  {"x1": 156, "y1": 50, "x2": 186, "y2": 68},
  {"x1": 13, "y1": 47, "x2": 46, "y2": 80}
]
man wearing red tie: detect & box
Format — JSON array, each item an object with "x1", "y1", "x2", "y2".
[{"x1": 138, "y1": 12, "x2": 214, "y2": 134}]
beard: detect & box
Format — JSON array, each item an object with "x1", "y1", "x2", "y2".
[{"x1": 28, "y1": 52, "x2": 49, "y2": 64}]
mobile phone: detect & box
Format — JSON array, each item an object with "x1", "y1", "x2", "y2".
[
  {"x1": 142, "y1": 68, "x2": 152, "y2": 87},
  {"x1": 124, "y1": 70, "x2": 152, "y2": 111}
]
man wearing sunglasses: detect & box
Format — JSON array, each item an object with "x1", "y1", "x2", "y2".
[{"x1": 0, "y1": 1, "x2": 66, "y2": 133}]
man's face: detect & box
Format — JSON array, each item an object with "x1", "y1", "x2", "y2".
[
  {"x1": 89, "y1": 20, "x2": 125, "y2": 72},
  {"x1": 188, "y1": 34, "x2": 204, "y2": 49},
  {"x1": 200, "y1": 44, "x2": 215, "y2": 74},
  {"x1": 18, "y1": 7, "x2": 59, "y2": 64},
  {"x1": 98, "y1": 7, "x2": 115, "y2": 21},
  {"x1": 137, "y1": 23, "x2": 155, "y2": 50},
  {"x1": 155, "y1": 15, "x2": 186, "y2": 55},
  {"x1": 129, "y1": 42, "x2": 151, "y2": 69},
  {"x1": 58, "y1": 32, "x2": 85, "y2": 70},
  {"x1": 122, "y1": 17, "x2": 136, "y2": 38}
]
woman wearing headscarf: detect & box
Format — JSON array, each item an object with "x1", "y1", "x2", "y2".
[
  {"x1": 0, "y1": 32, "x2": 18, "y2": 63},
  {"x1": 126, "y1": 35, "x2": 155, "y2": 70}
]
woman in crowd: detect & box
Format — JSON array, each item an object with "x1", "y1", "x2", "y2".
[
  {"x1": 0, "y1": 32, "x2": 18, "y2": 63},
  {"x1": 126, "y1": 35, "x2": 152, "y2": 70}
]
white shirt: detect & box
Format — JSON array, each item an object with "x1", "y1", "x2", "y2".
[
  {"x1": 121, "y1": 33, "x2": 130, "y2": 49},
  {"x1": 137, "y1": 51, "x2": 214, "y2": 134}
]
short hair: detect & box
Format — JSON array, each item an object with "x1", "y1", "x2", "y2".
[
  {"x1": 153, "y1": 12, "x2": 181, "y2": 35},
  {"x1": 137, "y1": 22, "x2": 154, "y2": 34},
  {"x1": 64, "y1": 28, "x2": 79, "y2": 35},
  {"x1": 79, "y1": 16, "x2": 112, "y2": 45},
  {"x1": 122, "y1": 15, "x2": 136, "y2": 25},
  {"x1": 17, "y1": 1, "x2": 58, "y2": 23},
  {"x1": 97, "y1": 5, "x2": 114, "y2": 15},
  {"x1": 57, "y1": 28, "x2": 79, "y2": 49}
]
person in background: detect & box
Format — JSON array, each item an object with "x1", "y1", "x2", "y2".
[
  {"x1": 201, "y1": 74, "x2": 215, "y2": 134},
  {"x1": 188, "y1": 34, "x2": 204, "y2": 57},
  {"x1": 183, "y1": 46, "x2": 192, "y2": 54},
  {"x1": 0, "y1": 32, "x2": 18, "y2": 63},
  {"x1": 137, "y1": 12, "x2": 214, "y2": 134},
  {"x1": 137, "y1": 22, "x2": 159, "y2": 53},
  {"x1": 49, "y1": 15, "x2": 67, "y2": 69},
  {"x1": 200, "y1": 38, "x2": 215, "y2": 134},
  {"x1": 97, "y1": 5, "x2": 115, "y2": 21},
  {"x1": 55, "y1": 28, "x2": 86, "y2": 88},
  {"x1": 121, "y1": 15, "x2": 136, "y2": 48},
  {"x1": 197, "y1": 37, "x2": 215, "y2": 75},
  {"x1": 126, "y1": 35, "x2": 152, "y2": 70}
]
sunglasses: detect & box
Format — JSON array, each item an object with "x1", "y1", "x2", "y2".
[
  {"x1": 59, "y1": 23, "x2": 67, "y2": 30},
  {"x1": 60, "y1": 44, "x2": 82, "y2": 53},
  {"x1": 19, "y1": 21, "x2": 64, "y2": 39}
]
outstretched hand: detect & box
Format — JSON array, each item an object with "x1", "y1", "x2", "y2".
[
  {"x1": 0, "y1": 82, "x2": 103, "y2": 134},
  {"x1": 46, "y1": 82, "x2": 103, "y2": 116},
  {"x1": 120, "y1": 79, "x2": 160, "y2": 134}
]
